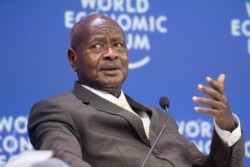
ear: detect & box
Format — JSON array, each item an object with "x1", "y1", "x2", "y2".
[{"x1": 68, "y1": 48, "x2": 78, "y2": 72}]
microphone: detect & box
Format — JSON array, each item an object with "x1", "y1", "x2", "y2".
[
  {"x1": 159, "y1": 96, "x2": 170, "y2": 112},
  {"x1": 140, "y1": 96, "x2": 170, "y2": 167}
]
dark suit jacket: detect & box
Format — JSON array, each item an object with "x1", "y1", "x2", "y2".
[{"x1": 28, "y1": 82, "x2": 245, "y2": 167}]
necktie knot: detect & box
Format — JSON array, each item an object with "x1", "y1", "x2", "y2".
[
  {"x1": 115, "y1": 98, "x2": 134, "y2": 113},
  {"x1": 115, "y1": 98, "x2": 150, "y2": 138}
]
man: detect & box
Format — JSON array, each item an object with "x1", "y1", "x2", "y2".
[{"x1": 28, "y1": 14, "x2": 245, "y2": 167}]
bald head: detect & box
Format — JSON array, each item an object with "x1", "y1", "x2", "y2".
[
  {"x1": 70, "y1": 14, "x2": 124, "y2": 51},
  {"x1": 67, "y1": 14, "x2": 129, "y2": 97}
]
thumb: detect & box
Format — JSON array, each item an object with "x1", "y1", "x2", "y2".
[{"x1": 217, "y1": 74, "x2": 225, "y2": 88}]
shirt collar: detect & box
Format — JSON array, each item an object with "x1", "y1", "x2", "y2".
[{"x1": 82, "y1": 85, "x2": 126, "y2": 104}]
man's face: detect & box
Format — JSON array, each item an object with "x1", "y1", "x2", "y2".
[{"x1": 71, "y1": 17, "x2": 128, "y2": 92}]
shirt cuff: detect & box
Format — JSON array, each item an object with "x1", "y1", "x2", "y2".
[{"x1": 214, "y1": 113, "x2": 242, "y2": 147}]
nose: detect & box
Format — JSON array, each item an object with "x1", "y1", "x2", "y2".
[{"x1": 103, "y1": 46, "x2": 118, "y2": 60}]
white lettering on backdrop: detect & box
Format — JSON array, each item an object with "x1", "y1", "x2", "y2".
[
  {"x1": 231, "y1": 2, "x2": 250, "y2": 55},
  {"x1": 0, "y1": 116, "x2": 33, "y2": 166},
  {"x1": 64, "y1": 0, "x2": 168, "y2": 69}
]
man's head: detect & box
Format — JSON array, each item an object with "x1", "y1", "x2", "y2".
[{"x1": 68, "y1": 14, "x2": 128, "y2": 97}]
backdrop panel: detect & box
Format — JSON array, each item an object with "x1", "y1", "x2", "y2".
[{"x1": 0, "y1": 0, "x2": 249, "y2": 166}]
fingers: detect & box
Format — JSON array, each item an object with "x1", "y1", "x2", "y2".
[
  {"x1": 192, "y1": 74, "x2": 235, "y2": 131},
  {"x1": 192, "y1": 96, "x2": 226, "y2": 113},
  {"x1": 193, "y1": 106, "x2": 218, "y2": 116},
  {"x1": 192, "y1": 74, "x2": 228, "y2": 115},
  {"x1": 196, "y1": 83, "x2": 226, "y2": 102},
  {"x1": 205, "y1": 74, "x2": 225, "y2": 95},
  {"x1": 216, "y1": 73, "x2": 225, "y2": 88}
]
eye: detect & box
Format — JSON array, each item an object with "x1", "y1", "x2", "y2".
[
  {"x1": 90, "y1": 43, "x2": 103, "y2": 53},
  {"x1": 113, "y1": 42, "x2": 124, "y2": 48},
  {"x1": 92, "y1": 44, "x2": 101, "y2": 49}
]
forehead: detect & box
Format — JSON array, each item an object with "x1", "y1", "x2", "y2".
[
  {"x1": 71, "y1": 15, "x2": 125, "y2": 48},
  {"x1": 89, "y1": 26, "x2": 124, "y2": 39},
  {"x1": 88, "y1": 18, "x2": 124, "y2": 38}
]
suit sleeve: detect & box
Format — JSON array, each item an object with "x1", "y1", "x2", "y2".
[
  {"x1": 208, "y1": 129, "x2": 244, "y2": 167},
  {"x1": 187, "y1": 128, "x2": 245, "y2": 167},
  {"x1": 147, "y1": 106, "x2": 245, "y2": 167},
  {"x1": 28, "y1": 100, "x2": 92, "y2": 167}
]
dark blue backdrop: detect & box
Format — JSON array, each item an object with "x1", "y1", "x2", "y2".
[{"x1": 0, "y1": 0, "x2": 249, "y2": 166}]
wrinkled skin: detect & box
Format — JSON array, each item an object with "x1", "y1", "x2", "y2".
[{"x1": 68, "y1": 14, "x2": 128, "y2": 97}]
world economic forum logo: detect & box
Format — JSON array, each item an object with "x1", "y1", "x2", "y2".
[{"x1": 64, "y1": 0, "x2": 168, "y2": 69}]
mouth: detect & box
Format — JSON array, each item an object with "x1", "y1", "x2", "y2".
[{"x1": 100, "y1": 64, "x2": 121, "y2": 75}]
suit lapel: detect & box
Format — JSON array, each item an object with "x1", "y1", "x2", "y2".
[
  {"x1": 125, "y1": 95, "x2": 165, "y2": 145},
  {"x1": 72, "y1": 82, "x2": 151, "y2": 144}
]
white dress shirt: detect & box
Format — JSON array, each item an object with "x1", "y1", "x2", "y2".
[{"x1": 82, "y1": 85, "x2": 241, "y2": 146}]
